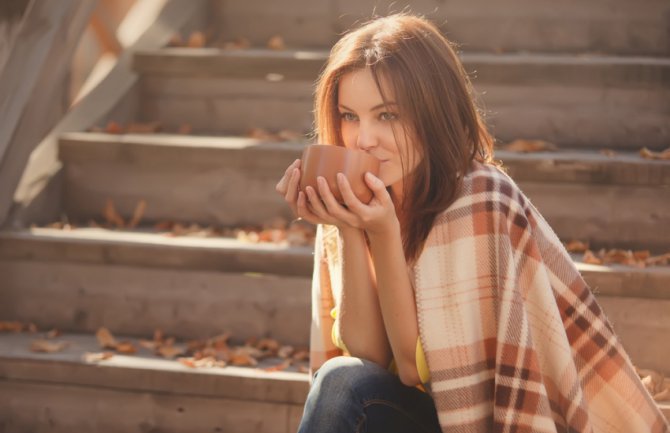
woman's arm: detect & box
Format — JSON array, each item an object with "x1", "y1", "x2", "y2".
[
  {"x1": 336, "y1": 226, "x2": 393, "y2": 368},
  {"x1": 367, "y1": 222, "x2": 422, "y2": 387}
]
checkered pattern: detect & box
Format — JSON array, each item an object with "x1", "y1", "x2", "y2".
[{"x1": 308, "y1": 162, "x2": 669, "y2": 432}]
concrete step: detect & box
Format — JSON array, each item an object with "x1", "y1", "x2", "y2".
[
  {"x1": 207, "y1": 0, "x2": 670, "y2": 57},
  {"x1": 1, "y1": 227, "x2": 670, "y2": 375},
  {"x1": 0, "y1": 228, "x2": 312, "y2": 346},
  {"x1": 0, "y1": 332, "x2": 309, "y2": 433},
  {"x1": 131, "y1": 48, "x2": 670, "y2": 150},
  {"x1": 59, "y1": 132, "x2": 670, "y2": 250}
]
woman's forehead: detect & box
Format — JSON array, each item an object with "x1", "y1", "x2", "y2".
[{"x1": 338, "y1": 68, "x2": 396, "y2": 108}]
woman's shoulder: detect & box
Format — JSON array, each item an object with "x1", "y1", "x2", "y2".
[{"x1": 433, "y1": 161, "x2": 529, "y2": 225}]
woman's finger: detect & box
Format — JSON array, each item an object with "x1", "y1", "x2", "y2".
[
  {"x1": 284, "y1": 168, "x2": 301, "y2": 206},
  {"x1": 275, "y1": 159, "x2": 301, "y2": 194},
  {"x1": 317, "y1": 176, "x2": 358, "y2": 225},
  {"x1": 364, "y1": 172, "x2": 392, "y2": 205},
  {"x1": 337, "y1": 173, "x2": 366, "y2": 214},
  {"x1": 304, "y1": 186, "x2": 334, "y2": 222},
  {"x1": 296, "y1": 191, "x2": 323, "y2": 225}
]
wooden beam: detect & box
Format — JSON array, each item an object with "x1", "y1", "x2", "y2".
[{"x1": 0, "y1": 0, "x2": 97, "y2": 226}]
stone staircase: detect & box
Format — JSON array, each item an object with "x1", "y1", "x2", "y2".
[{"x1": 1, "y1": 0, "x2": 669, "y2": 431}]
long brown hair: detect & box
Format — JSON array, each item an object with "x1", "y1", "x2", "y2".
[{"x1": 314, "y1": 13, "x2": 495, "y2": 263}]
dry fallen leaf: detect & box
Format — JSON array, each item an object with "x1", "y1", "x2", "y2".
[
  {"x1": 167, "y1": 33, "x2": 184, "y2": 47},
  {"x1": 565, "y1": 240, "x2": 589, "y2": 253},
  {"x1": 128, "y1": 199, "x2": 147, "y2": 229},
  {"x1": 292, "y1": 349, "x2": 309, "y2": 362},
  {"x1": 0, "y1": 321, "x2": 25, "y2": 332},
  {"x1": 96, "y1": 327, "x2": 118, "y2": 349},
  {"x1": 230, "y1": 352, "x2": 259, "y2": 367},
  {"x1": 640, "y1": 147, "x2": 670, "y2": 160},
  {"x1": 502, "y1": 139, "x2": 557, "y2": 153},
  {"x1": 278, "y1": 345, "x2": 295, "y2": 359},
  {"x1": 126, "y1": 121, "x2": 161, "y2": 134},
  {"x1": 103, "y1": 199, "x2": 125, "y2": 228},
  {"x1": 104, "y1": 121, "x2": 124, "y2": 134},
  {"x1": 187, "y1": 31, "x2": 207, "y2": 48},
  {"x1": 31, "y1": 339, "x2": 69, "y2": 353},
  {"x1": 116, "y1": 341, "x2": 138, "y2": 354},
  {"x1": 84, "y1": 351, "x2": 114, "y2": 362},
  {"x1": 646, "y1": 253, "x2": 670, "y2": 266},
  {"x1": 46, "y1": 328, "x2": 61, "y2": 339},
  {"x1": 157, "y1": 345, "x2": 184, "y2": 359},
  {"x1": 262, "y1": 359, "x2": 292, "y2": 372},
  {"x1": 267, "y1": 35, "x2": 286, "y2": 50}
]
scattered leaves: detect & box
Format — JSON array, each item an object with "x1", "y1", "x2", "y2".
[
  {"x1": 103, "y1": 199, "x2": 125, "y2": 228},
  {"x1": 501, "y1": 139, "x2": 557, "y2": 153},
  {"x1": 187, "y1": 31, "x2": 207, "y2": 48},
  {"x1": 246, "y1": 127, "x2": 305, "y2": 142},
  {"x1": 0, "y1": 321, "x2": 27, "y2": 332},
  {"x1": 30, "y1": 339, "x2": 69, "y2": 353},
  {"x1": 640, "y1": 147, "x2": 670, "y2": 160},
  {"x1": 564, "y1": 240, "x2": 589, "y2": 253},
  {"x1": 128, "y1": 199, "x2": 147, "y2": 229},
  {"x1": 579, "y1": 247, "x2": 670, "y2": 268}
]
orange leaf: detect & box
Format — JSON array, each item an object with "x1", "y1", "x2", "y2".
[
  {"x1": 292, "y1": 349, "x2": 309, "y2": 362},
  {"x1": 31, "y1": 339, "x2": 69, "y2": 353},
  {"x1": 0, "y1": 321, "x2": 24, "y2": 332},
  {"x1": 84, "y1": 351, "x2": 114, "y2": 362},
  {"x1": 267, "y1": 35, "x2": 286, "y2": 50},
  {"x1": 565, "y1": 240, "x2": 589, "y2": 253},
  {"x1": 127, "y1": 199, "x2": 147, "y2": 229},
  {"x1": 502, "y1": 139, "x2": 557, "y2": 153},
  {"x1": 230, "y1": 352, "x2": 258, "y2": 366},
  {"x1": 256, "y1": 338, "x2": 280, "y2": 352},
  {"x1": 104, "y1": 121, "x2": 124, "y2": 134},
  {"x1": 96, "y1": 327, "x2": 118, "y2": 349},
  {"x1": 116, "y1": 341, "x2": 137, "y2": 354},
  {"x1": 157, "y1": 345, "x2": 184, "y2": 359},
  {"x1": 187, "y1": 31, "x2": 206, "y2": 48},
  {"x1": 640, "y1": 147, "x2": 670, "y2": 160},
  {"x1": 582, "y1": 250, "x2": 602, "y2": 265},
  {"x1": 103, "y1": 199, "x2": 125, "y2": 228}
]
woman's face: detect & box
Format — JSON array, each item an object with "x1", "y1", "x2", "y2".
[{"x1": 337, "y1": 68, "x2": 421, "y2": 196}]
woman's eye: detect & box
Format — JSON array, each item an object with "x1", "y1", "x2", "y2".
[
  {"x1": 340, "y1": 112, "x2": 357, "y2": 121},
  {"x1": 379, "y1": 112, "x2": 398, "y2": 121}
]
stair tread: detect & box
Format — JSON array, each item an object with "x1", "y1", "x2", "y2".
[
  {"x1": 59, "y1": 132, "x2": 670, "y2": 186},
  {"x1": 0, "y1": 332, "x2": 309, "y2": 404},
  {"x1": 2, "y1": 227, "x2": 669, "y2": 299}
]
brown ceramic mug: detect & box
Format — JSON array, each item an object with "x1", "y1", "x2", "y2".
[{"x1": 300, "y1": 144, "x2": 381, "y2": 204}]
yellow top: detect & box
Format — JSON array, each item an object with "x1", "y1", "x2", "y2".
[{"x1": 330, "y1": 307, "x2": 430, "y2": 391}]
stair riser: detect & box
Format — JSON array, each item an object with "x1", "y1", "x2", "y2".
[
  {"x1": 137, "y1": 62, "x2": 670, "y2": 149},
  {"x1": 0, "y1": 260, "x2": 311, "y2": 346},
  {"x1": 60, "y1": 145, "x2": 670, "y2": 250},
  {"x1": 0, "y1": 381, "x2": 303, "y2": 433},
  {"x1": 210, "y1": 0, "x2": 670, "y2": 56}
]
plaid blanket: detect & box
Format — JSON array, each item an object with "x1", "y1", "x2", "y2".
[{"x1": 308, "y1": 161, "x2": 669, "y2": 432}]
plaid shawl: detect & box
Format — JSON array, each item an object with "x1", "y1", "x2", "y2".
[{"x1": 308, "y1": 161, "x2": 669, "y2": 432}]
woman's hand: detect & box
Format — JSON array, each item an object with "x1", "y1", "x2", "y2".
[
  {"x1": 302, "y1": 171, "x2": 399, "y2": 235},
  {"x1": 275, "y1": 158, "x2": 327, "y2": 225}
]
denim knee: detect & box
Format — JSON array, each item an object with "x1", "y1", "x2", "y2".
[{"x1": 312, "y1": 356, "x2": 393, "y2": 400}]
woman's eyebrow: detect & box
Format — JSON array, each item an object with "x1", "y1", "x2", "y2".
[{"x1": 338, "y1": 102, "x2": 398, "y2": 112}]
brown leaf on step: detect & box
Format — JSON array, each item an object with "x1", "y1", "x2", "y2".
[
  {"x1": 256, "y1": 338, "x2": 280, "y2": 353},
  {"x1": 208, "y1": 332, "x2": 232, "y2": 350},
  {"x1": 84, "y1": 351, "x2": 115, "y2": 362},
  {"x1": 502, "y1": 139, "x2": 557, "y2": 153},
  {"x1": 157, "y1": 345, "x2": 184, "y2": 359},
  {"x1": 640, "y1": 147, "x2": 670, "y2": 160},
  {"x1": 297, "y1": 365, "x2": 310, "y2": 373},
  {"x1": 599, "y1": 149, "x2": 617, "y2": 157},
  {"x1": 247, "y1": 127, "x2": 276, "y2": 140},
  {"x1": 139, "y1": 339, "x2": 158, "y2": 351},
  {"x1": 262, "y1": 359, "x2": 292, "y2": 372},
  {"x1": 46, "y1": 328, "x2": 61, "y2": 339},
  {"x1": 128, "y1": 199, "x2": 147, "y2": 229},
  {"x1": 565, "y1": 240, "x2": 589, "y2": 253},
  {"x1": 267, "y1": 35, "x2": 286, "y2": 50},
  {"x1": 646, "y1": 252, "x2": 670, "y2": 266},
  {"x1": 278, "y1": 345, "x2": 295, "y2": 359},
  {"x1": 126, "y1": 121, "x2": 162, "y2": 134},
  {"x1": 154, "y1": 221, "x2": 174, "y2": 231},
  {"x1": 96, "y1": 327, "x2": 118, "y2": 349},
  {"x1": 221, "y1": 36, "x2": 251, "y2": 50},
  {"x1": 31, "y1": 339, "x2": 69, "y2": 353},
  {"x1": 179, "y1": 356, "x2": 226, "y2": 369},
  {"x1": 0, "y1": 321, "x2": 24, "y2": 332},
  {"x1": 230, "y1": 352, "x2": 258, "y2": 367},
  {"x1": 104, "y1": 121, "x2": 124, "y2": 134},
  {"x1": 276, "y1": 129, "x2": 303, "y2": 141},
  {"x1": 602, "y1": 249, "x2": 642, "y2": 267},
  {"x1": 116, "y1": 341, "x2": 137, "y2": 354},
  {"x1": 292, "y1": 349, "x2": 310, "y2": 362},
  {"x1": 264, "y1": 217, "x2": 289, "y2": 231},
  {"x1": 26, "y1": 323, "x2": 38, "y2": 333},
  {"x1": 583, "y1": 250, "x2": 602, "y2": 265},
  {"x1": 103, "y1": 199, "x2": 125, "y2": 228},
  {"x1": 167, "y1": 33, "x2": 184, "y2": 47},
  {"x1": 187, "y1": 31, "x2": 207, "y2": 48},
  {"x1": 177, "y1": 123, "x2": 193, "y2": 134}
]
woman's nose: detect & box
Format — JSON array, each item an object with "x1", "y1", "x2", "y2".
[{"x1": 356, "y1": 124, "x2": 377, "y2": 151}]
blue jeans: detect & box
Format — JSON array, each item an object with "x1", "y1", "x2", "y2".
[{"x1": 297, "y1": 356, "x2": 442, "y2": 433}]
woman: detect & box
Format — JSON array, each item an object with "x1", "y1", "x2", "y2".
[{"x1": 275, "y1": 13, "x2": 668, "y2": 433}]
